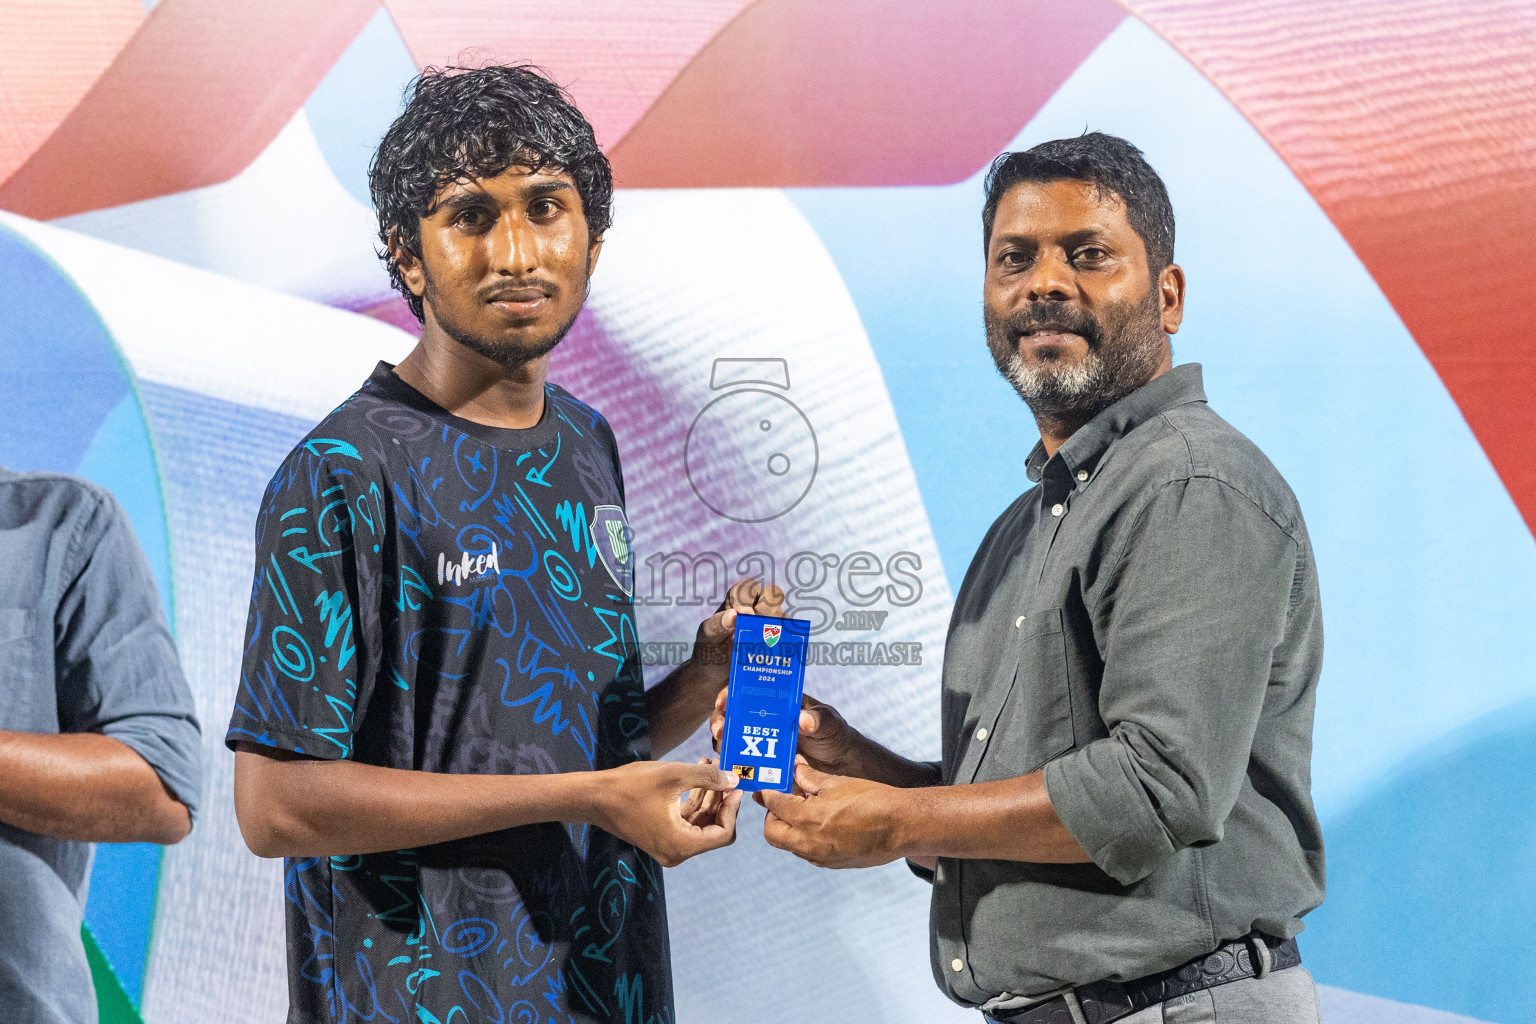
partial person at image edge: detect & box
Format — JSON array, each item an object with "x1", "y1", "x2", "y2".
[{"x1": 0, "y1": 468, "x2": 203, "y2": 1024}]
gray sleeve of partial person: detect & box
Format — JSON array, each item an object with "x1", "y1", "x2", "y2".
[
  {"x1": 1043, "y1": 477, "x2": 1296, "y2": 885},
  {"x1": 53, "y1": 491, "x2": 204, "y2": 823}
]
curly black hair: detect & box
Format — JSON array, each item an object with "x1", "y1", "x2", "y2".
[
  {"x1": 982, "y1": 132, "x2": 1174, "y2": 276},
  {"x1": 368, "y1": 64, "x2": 614, "y2": 323}
]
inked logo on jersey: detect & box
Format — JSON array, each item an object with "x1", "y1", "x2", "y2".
[
  {"x1": 589, "y1": 505, "x2": 634, "y2": 596},
  {"x1": 437, "y1": 543, "x2": 500, "y2": 586}
]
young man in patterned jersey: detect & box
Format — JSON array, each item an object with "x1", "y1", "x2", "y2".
[{"x1": 228, "y1": 65, "x2": 779, "y2": 1024}]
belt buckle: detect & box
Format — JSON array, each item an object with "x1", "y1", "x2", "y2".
[{"x1": 987, "y1": 986, "x2": 1132, "y2": 1024}]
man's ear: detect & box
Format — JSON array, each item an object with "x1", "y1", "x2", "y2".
[
  {"x1": 388, "y1": 228, "x2": 427, "y2": 299},
  {"x1": 587, "y1": 234, "x2": 604, "y2": 278},
  {"x1": 1159, "y1": 262, "x2": 1186, "y2": 336}
]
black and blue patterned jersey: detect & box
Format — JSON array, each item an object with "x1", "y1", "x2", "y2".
[{"x1": 226, "y1": 362, "x2": 671, "y2": 1024}]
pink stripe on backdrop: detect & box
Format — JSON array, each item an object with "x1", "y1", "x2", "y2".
[
  {"x1": 1123, "y1": 0, "x2": 1536, "y2": 536},
  {"x1": 383, "y1": 0, "x2": 755, "y2": 150},
  {"x1": 0, "y1": 0, "x2": 140, "y2": 184},
  {"x1": 608, "y1": 0, "x2": 1126, "y2": 187},
  {"x1": 0, "y1": 0, "x2": 378, "y2": 220},
  {"x1": 4, "y1": 0, "x2": 1529, "y2": 541}
]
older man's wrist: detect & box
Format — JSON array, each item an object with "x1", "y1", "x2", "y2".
[{"x1": 883, "y1": 784, "x2": 932, "y2": 861}]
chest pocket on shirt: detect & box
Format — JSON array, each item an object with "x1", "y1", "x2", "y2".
[
  {"x1": 974, "y1": 607, "x2": 1075, "y2": 782},
  {"x1": 0, "y1": 609, "x2": 45, "y2": 729}
]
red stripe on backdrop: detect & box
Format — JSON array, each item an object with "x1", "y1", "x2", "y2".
[
  {"x1": 1122, "y1": 0, "x2": 1536, "y2": 537},
  {"x1": 1, "y1": 0, "x2": 1528, "y2": 537},
  {"x1": 0, "y1": 0, "x2": 378, "y2": 220},
  {"x1": 605, "y1": 0, "x2": 1126, "y2": 187},
  {"x1": 383, "y1": 0, "x2": 757, "y2": 151},
  {"x1": 0, "y1": 0, "x2": 141, "y2": 185}
]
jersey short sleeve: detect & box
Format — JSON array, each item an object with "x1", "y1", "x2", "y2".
[
  {"x1": 227, "y1": 441, "x2": 379, "y2": 760},
  {"x1": 595, "y1": 413, "x2": 627, "y2": 506}
]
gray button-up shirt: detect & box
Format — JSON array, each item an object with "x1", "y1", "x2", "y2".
[
  {"x1": 929, "y1": 364, "x2": 1324, "y2": 1005},
  {"x1": 0, "y1": 469, "x2": 203, "y2": 1024}
]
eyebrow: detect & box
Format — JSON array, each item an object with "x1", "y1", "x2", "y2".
[
  {"x1": 437, "y1": 190, "x2": 495, "y2": 214},
  {"x1": 1058, "y1": 228, "x2": 1115, "y2": 249},
  {"x1": 434, "y1": 179, "x2": 574, "y2": 215},
  {"x1": 990, "y1": 232, "x2": 1038, "y2": 250},
  {"x1": 990, "y1": 228, "x2": 1116, "y2": 252},
  {"x1": 520, "y1": 180, "x2": 573, "y2": 199}
]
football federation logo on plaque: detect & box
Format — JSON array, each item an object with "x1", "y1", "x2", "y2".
[{"x1": 763, "y1": 622, "x2": 782, "y2": 647}]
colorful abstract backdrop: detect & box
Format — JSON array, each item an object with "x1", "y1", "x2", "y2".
[{"x1": 1, "y1": 2, "x2": 1532, "y2": 1023}]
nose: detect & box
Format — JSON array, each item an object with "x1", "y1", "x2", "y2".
[
  {"x1": 1023, "y1": 251, "x2": 1076, "y2": 303},
  {"x1": 488, "y1": 211, "x2": 539, "y2": 276}
]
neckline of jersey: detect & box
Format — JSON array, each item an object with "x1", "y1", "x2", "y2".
[{"x1": 366, "y1": 360, "x2": 563, "y2": 453}]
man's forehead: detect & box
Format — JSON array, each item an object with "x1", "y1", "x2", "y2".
[
  {"x1": 434, "y1": 164, "x2": 577, "y2": 202},
  {"x1": 995, "y1": 179, "x2": 1131, "y2": 234}
]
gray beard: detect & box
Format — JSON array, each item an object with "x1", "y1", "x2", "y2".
[{"x1": 989, "y1": 295, "x2": 1167, "y2": 430}]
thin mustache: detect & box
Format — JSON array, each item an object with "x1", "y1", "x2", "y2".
[
  {"x1": 1007, "y1": 311, "x2": 1098, "y2": 338},
  {"x1": 481, "y1": 280, "x2": 556, "y2": 301}
]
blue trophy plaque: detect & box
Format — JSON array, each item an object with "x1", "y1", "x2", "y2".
[{"x1": 718, "y1": 614, "x2": 811, "y2": 793}]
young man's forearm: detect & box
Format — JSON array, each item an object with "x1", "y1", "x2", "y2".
[
  {"x1": 233, "y1": 745, "x2": 738, "y2": 866},
  {"x1": 234, "y1": 745, "x2": 600, "y2": 857},
  {"x1": 0, "y1": 730, "x2": 190, "y2": 844},
  {"x1": 645, "y1": 657, "x2": 727, "y2": 757}
]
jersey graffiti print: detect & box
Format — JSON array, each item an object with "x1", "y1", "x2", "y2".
[{"x1": 227, "y1": 363, "x2": 673, "y2": 1024}]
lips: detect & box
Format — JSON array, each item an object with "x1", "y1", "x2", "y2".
[
  {"x1": 1019, "y1": 329, "x2": 1084, "y2": 342},
  {"x1": 487, "y1": 287, "x2": 547, "y2": 303},
  {"x1": 1012, "y1": 311, "x2": 1100, "y2": 347},
  {"x1": 484, "y1": 285, "x2": 552, "y2": 319},
  {"x1": 1016, "y1": 328, "x2": 1087, "y2": 349}
]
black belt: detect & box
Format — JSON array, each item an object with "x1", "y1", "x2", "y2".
[{"x1": 984, "y1": 934, "x2": 1300, "y2": 1024}]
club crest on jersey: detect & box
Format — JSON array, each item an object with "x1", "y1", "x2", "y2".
[
  {"x1": 589, "y1": 505, "x2": 634, "y2": 596},
  {"x1": 762, "y1": 623, "x2": 782, "y2": 647}
]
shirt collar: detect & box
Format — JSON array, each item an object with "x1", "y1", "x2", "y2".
[{"x1": 1025, "y1": 363, "x2": 1208, "y2": 483}]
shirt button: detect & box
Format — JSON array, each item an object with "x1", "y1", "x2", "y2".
[
  {"x1": 951, "y1": 957, "x2": 965, "y2": 972},
  {"x1": 975, "y1": 727, "x2": 988, "y2": 742},
  {"x1": 1076, "y1": 469, "x2": 1089, "y2": 482},
  {"x1": 1051, "y1": 503, "x2": 1065, "y2": 517}
]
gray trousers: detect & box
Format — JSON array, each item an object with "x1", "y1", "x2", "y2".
[{"x1": 1123, "y1": 966, "x2": 1321, "y2": 1023}]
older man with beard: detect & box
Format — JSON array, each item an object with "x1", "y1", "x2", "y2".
[{"x1": 735, "y1": 134, "x2": 1326, "y2": 1023}]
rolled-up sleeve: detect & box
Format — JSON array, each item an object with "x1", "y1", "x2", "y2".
[
  {"x1": 53, "y1": 492, "x2": 204, "y2": 822},
  {"x1": 1043, "y1": 476, "x2": 1296, "y2": 885}
]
